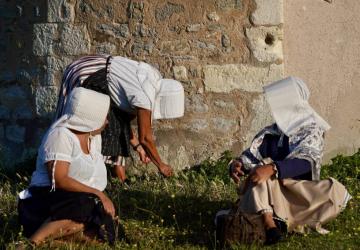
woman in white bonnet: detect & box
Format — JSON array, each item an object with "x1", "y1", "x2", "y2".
[
  {"x1": 18, "y1": 88, "x2": 119, "y2": 245},
  {"x1": 55, "y1": 55, "x2": 185, "y2": 183},
  {"x1": 227, "y1": 77, "x2": 351, "y2": 244}
]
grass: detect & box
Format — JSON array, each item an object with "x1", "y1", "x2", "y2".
[{"x1": 0, "y1": 150, "x2": 359, "y2": 250}]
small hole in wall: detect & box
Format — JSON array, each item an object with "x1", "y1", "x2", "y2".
[{"x1": 265, "y1": 33, "x2": 275, "y2": 45}]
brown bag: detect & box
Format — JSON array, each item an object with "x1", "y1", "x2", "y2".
[{"x1": 216, "y1": 201, "x2": 266, "y2": 248}]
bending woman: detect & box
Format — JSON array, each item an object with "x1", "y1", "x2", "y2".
[
  {"x1": 55, "y1": 55, "x2": 184, "y2": 182},
  {"x1": 228, "y1": 77, "x2": 351, "y2": 244},
  {"x1": 18, "y1": 88, "x2": 118, "y2": 245}
]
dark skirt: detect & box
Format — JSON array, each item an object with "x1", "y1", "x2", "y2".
[
  {"x1": 82, "y1": 67, "x2": 132, "y2": 158},
  {"x1": 18, "y1": 187, "x2": 117, "y2": 244}
]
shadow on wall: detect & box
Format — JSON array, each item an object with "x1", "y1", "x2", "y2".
[{"x1": 0, "y1": 0, "x2": 49, "y2": 168}]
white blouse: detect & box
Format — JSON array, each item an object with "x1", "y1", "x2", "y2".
[
  {"x1": 107, "y1": 56, "x2": 161, "y2": 114},
  {"x1": 30, "y1": 127, "x2": 107, "y2": 191}
]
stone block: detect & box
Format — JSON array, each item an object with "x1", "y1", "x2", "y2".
[
  {"x1": 131, "y1": 41, "x2": 154, "y2": 55},
  {"x1": 60, "y1": 24, "x2": 90, "y2": 55},
  {"x1": 97, "y1": 23, "x2": 129, "y2": 38},
  {"x1": 203, "y1": 63, "x2": 284, "y2": 93},
  {"x1": 46, "y1": 56, "x2": 72, "y2": 85},
  {"x1": 35, "y1": 86, "x2": 58, "y2": 116},
  {"x1": 185, "y1": 95, "x2": 209, "y2": 113},
  {"x1": 211, "y1": 117, "x2": 237, "y2": 131},
  {"x1": 155, "y1": 2, "x2": 184, "y2": 22},
  {"x1": 161, "y1": 40, "x2": 190, "y2": 54},
  {"x1": 33, "y1": 23, "x2": 58, "y2": 56},
  {"x1": 214, "y1": 100, "x2": 236, "y2": 110},
  {"x1": 0, "y1": 86, "x2": 27, "y2": 107},
  {"x1": 216, "y1": 0, "x2": 242, "y2": 10},
  {"x1": 244, "y1": 95, "x2": 274, "y2": 145},
  {"x1": 128, "y1": 1, "x2": 144, "y2": 21},
  {"x1": 95, "y1": 42, "x2": 117, "y2": 54},
  {"x1": 48, "y1": 0, "x2": 75, "y2": 22},
  {"x1": 134, "y1": 23, "x2": 154, "y2": 37},
  {"x1": 6, "y1": 125, "x2": 26, "y2": 143},
  {"x1": 207, "y1": 12, "x2": 220, "y2": 22},
  {"x1": 251, "y1": 0, "x2": 283, "y2": 26},
  {"x1": 186, "y1": 119, "x2": 209, "y2": 132},
  {"x1": 47, "y1": 56, "x2": 72, "y2": 71},
  {"x1": 0, "y1": 125, "x2": 4, "y2": 141},
  {"x1": 173, "y1": 66, "x2": 188, "y2": 81},
  {"x1": 16, "y1": 69, "x2": 32, "y2": 84},
  {"x1": 186, "y1": 24, "x2": 201, "y2": 32},
  {"x1": 246, "y1": 26, "x2": 283, "y2": 63},
  {"x1": 207, "y1": 23, "x2": 224, "y2": 32},
  {"x1": 156, "y1": 145, "x2": 190, "y2": 171},
  {"x1": 12, "y1": 105, "x2": 33, "y2": 119},
  {"x1": 0, "y1": 106, "x2": 10, "y2": 119},
  {"x1": 172, "y1": 145, "x2": 190, "y2": 171},
  {"x1": 194, "y1": 41, "x2": 217, "y2": 50},
  {"x1": 221, "y1": 34, "x2": 231, "y2": 48}
]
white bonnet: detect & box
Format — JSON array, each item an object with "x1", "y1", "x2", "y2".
[
  {"x1": 153, "y1": 79, "x2": 184, "y2": 120},
  {"x1": 54, "y1": 87, "x2": 110, "y2": 132}
]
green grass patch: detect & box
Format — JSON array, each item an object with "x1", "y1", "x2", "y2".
[{"x1": 1, "y1": 151, "x2": 359, "y2": 249}]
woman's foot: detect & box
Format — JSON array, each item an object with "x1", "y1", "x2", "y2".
[
  {"x1": 263, "y1": 212, "x2": 283, "y2": 245},
  {"x1": 265, "y1": 227, "x2": 282, "y2": 245},
  {"x1": 113, "y1": 165, "x2": 127, "y2": 183}
]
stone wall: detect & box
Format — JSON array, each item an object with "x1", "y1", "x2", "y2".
[{"x1": 0, "y1": 0, "x2": 284, "y2": 170}]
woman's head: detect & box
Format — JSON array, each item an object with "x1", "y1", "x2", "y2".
[
  {"x1": 61, "y1": 87, "x2": 110, "y2": 132},
  {"x1": 263, "y1": 76, "x2": 330, "y2": 135}
]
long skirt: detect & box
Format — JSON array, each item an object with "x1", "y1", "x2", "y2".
[
  {"x1": 18, "y1": 187, "x2": 117, "y2": 244},
  {"x1": 238, "y1": 178, "x2": 351, "y2": 232}
]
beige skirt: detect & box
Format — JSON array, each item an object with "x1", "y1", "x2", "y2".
[{"x1": 238, "y1": 177, "x2": 351, "y2": 232}]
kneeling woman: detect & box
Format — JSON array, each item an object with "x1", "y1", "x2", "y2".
[
  {"x1": 228, "y1": 77, "x2": 351, "y2": 244},
  {"x1": 18, "y1": 88, "x2": 117, "y2": 245}
]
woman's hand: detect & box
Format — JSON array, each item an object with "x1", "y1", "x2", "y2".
[
  {"x1": 249, "y1": 164, "x2": 276, "y2": 185},
  {"x1": 136, "y1": 146, "x2": 151, "y2": 164},
  {"x1": 97, "y1": 192, "x2": 115, "y2": 218},
  {"x1": 229, "y1": 160, "x2": 245, "y2": 184},
  {"x1": 158, "y1": 164, "x2": 173, "y2": 177}
]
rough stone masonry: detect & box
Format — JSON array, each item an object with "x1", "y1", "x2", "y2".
[{"x1": 0, "y1": 0, "x2": 283, "y2": 171}]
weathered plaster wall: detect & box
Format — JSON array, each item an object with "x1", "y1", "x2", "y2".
[
  {"x1": 284, "y1": 0, "x2": 360, "y2": 162},
  {"x1": 0, "y1": 0, "x2": 284, "y2": 170}
]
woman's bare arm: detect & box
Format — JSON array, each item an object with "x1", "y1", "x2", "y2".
[{"x1": 136, "y1": 108, "x2": 173, "y2": 176}]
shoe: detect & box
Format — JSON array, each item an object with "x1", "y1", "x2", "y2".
[
  {"x1": 274, "y1": 218, "x2": 288, "y2": 234},
  {"x1": 265, "y1": 227, "x2": 282, "y2": 245}
]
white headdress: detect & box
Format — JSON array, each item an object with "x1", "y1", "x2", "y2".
[
  {"x1": 52, "y1": 87, "x2": 110, "y2": 132},
  {"x1": 263, "y1": 76, "x2": 330, "y2": 136}
]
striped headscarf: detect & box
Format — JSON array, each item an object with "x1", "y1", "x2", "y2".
[{"x1": 55, "y1": 55, "x2": 108, "y2": 119}]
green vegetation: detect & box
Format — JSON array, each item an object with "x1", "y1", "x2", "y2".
[{"x1": 0, "y1": 150, "x2": 359, "y2": 249}]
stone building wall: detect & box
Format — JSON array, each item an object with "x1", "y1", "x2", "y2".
[{"x1": 0, "y1": 0, "x2": 284, "y2": 170}]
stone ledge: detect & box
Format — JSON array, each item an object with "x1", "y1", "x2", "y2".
[{"x1": 203, "y1": 63, "x2": 284, "y2": 93}]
